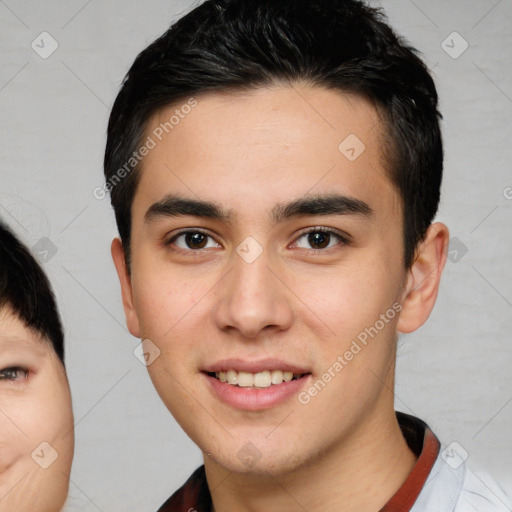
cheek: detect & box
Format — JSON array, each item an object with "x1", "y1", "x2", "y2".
[
  {"x1": 0, "y1": 376, "x2": 74, "y2": 477},
  {"x1": 292, "y1": 265, "x2": 386, "y2": 336},
  {"x1": 290, "y1": 262, "x2": 402, "y2": 387},
  {"x1": 0, "y1": 415, "x2": 29, "y2": 474},
  {"x1": 0, "y1": 392, "x2": 73, "y2": 511},
  {"x1": 33, "y1": 368, "x2": 74, "y2": 439},
  {"x1": 132, "y1": 262, "x2": 211, "y2": 339}
]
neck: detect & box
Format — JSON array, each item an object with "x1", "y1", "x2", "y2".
[{"x1": 204, "y1": 405, "x2": 417, "y2": 512}]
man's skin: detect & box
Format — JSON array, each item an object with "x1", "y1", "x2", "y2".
[{"x1": 112, "y1": 85, "x2": 449, "y2": 512}]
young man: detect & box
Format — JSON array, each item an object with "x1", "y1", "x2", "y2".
[
  {"x1": 104, "y1": 0, "x2": 511, "y2": 510},
  {"x1": 0, "y1": 221, "x2": 74, "y2": 511}
]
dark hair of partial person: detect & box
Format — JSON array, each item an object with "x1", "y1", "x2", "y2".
[
  {"x1": 0, "y1": 221, "x2": 65, "y2": 364},
  {"x1": 104, "y1": 0, "x2": 443, "y2": 270}
]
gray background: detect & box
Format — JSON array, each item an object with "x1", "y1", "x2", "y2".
[{"x1": 0, "y1": 0, "x2": 511, "y2": 510}]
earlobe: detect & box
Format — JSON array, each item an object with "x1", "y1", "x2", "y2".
[
  {"x1": 111, "y1": 238, "x2": 141, "y2": 338},
  {"x1": 396, "y1": 223, "x2": 450, "y2": 334}
]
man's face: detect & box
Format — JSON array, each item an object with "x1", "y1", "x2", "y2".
[
  {"x1": 119, "y1": 85, "x2": 410, "y2": 475},
  {"x1": 0, "y1": 308, "x2": 74, "y2": 511}
]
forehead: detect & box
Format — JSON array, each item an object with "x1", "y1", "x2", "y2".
[
  {"x1": 0, "y1": 308, "x2": 49, "y2": 356},
  {"x1": 136, "y1": 84, "x2": 400, "y2": 222}
]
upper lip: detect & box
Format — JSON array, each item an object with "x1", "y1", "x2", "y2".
[{"x1": 202, "y1": 358, "x2": 310, "y2": 374}]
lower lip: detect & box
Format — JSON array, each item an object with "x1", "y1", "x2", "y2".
[{"x1": 204, "y1": 373, "x2": 310, "y2": 411}]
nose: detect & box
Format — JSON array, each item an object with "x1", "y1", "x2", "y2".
[{"x1": 213, "y1": 245, "x2": 294, "y2": 339}]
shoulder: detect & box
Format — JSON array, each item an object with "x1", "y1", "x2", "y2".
[
  {"x1": 412, "y1": 450, "x2": 511, "y2": 512},
  {"x1": 453, "y1": 465, "x2": 512, "y2": 512}
]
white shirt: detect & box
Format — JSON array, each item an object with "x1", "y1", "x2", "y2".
[{"x1": 413, "y1": 450, "x2": 511, "y2": 511}]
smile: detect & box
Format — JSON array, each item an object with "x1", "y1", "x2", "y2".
[
  {"x1": 210, "y1": 370, "x2": 304, "y2": 388},
  {"x1": 203, "y1": 360, "x2": 311, "y2": 410}
]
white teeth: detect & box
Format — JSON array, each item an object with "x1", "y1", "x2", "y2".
[
  {"x1": 283, "y1": 371, "x2": 293, "y2": 382},
  {"x1": 213, "y1": 369, "x2": 304, "y2": 387},
  {"x1": 237, "y1": 371, "x2": 254, "y2": 387},
  {"x1": 227, "y1": 370, "x2": 238, "y2": 385},
  {"x1": 253, "y1": 371, "x2": 272, "y2": 388},
  {"x1": 271, "y1": 370, "x2": 284, "y2": 384}
]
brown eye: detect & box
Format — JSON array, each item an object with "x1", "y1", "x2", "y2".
[
  {"x1": 295, "y1": 228, "x2": 348, "y2": 251},
  {"x1": 168, "y1": 230, "x2": 221, "y2": 251},
  {"x1": 184, "y1": 232, "x2": 208, "y2": 249},
  {"x1": 307, "y1": 231, "x2": 331, "y2": 249},
  {"x1": 0, "y1": 367, "x2": 29, "y2": 381}
]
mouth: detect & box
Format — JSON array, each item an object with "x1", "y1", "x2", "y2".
[
  {"x1": 207, "y1": 370, "x2": 307, "y2": 388},
  {"x1": 202, "y1": 361, "x2": 311, "y2": 410}
]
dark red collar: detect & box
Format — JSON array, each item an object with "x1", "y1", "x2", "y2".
[
  {"x1": 379, "y1": 413, "x2": 440, "y2": 511},
  {"x1": 157, "y1": 412, "x2": 440, "y2": 512}
]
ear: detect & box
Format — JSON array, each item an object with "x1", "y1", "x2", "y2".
[
  {"x1": 396, "y1": 222, "x2": 450, "y2": 333},
  {"x1": 111, "y1": 238, "x2": 141, "y2": 338}
]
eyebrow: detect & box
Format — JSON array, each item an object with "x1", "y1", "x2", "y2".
[{"x1": 144, "y1": 193, "x2": 373, "y2": 225}]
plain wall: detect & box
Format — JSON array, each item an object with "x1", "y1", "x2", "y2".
[{"x1": 0, "y1": 0, "x2": 510, "y2": 510}]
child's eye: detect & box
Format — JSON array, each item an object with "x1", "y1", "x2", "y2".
[{"x1": 0, "y1": 367, "x2": 29, "y2": 381}]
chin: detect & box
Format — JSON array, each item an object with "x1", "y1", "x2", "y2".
[{"x1": 202, "y1": 435, "x2": 316, "y2": 478}]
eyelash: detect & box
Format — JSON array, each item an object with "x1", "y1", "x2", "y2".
[
  {"x1": 0, "y1": 366, "x2": 29, "y2": 382},
  {"x1": 294, "y1": 226, "x2": 349, "y2": 254},
  {"x1": 165, "y1": 226, "x2": 349, "y2": 256}
]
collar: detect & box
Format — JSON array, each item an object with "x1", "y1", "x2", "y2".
[
  {"x1": 380, "y1": 412, "x2": 440, "y2": 511},
  {"x1": 157, "y1": 412, "x2": 440, "y2": 512}
]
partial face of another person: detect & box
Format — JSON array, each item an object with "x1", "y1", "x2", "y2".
[
  {"x1": 0, "y1": 308, "x2": 74, "y2": 511},
  {"x1": 113, "y1": 85, "x2": 443, "y2": 476}
]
